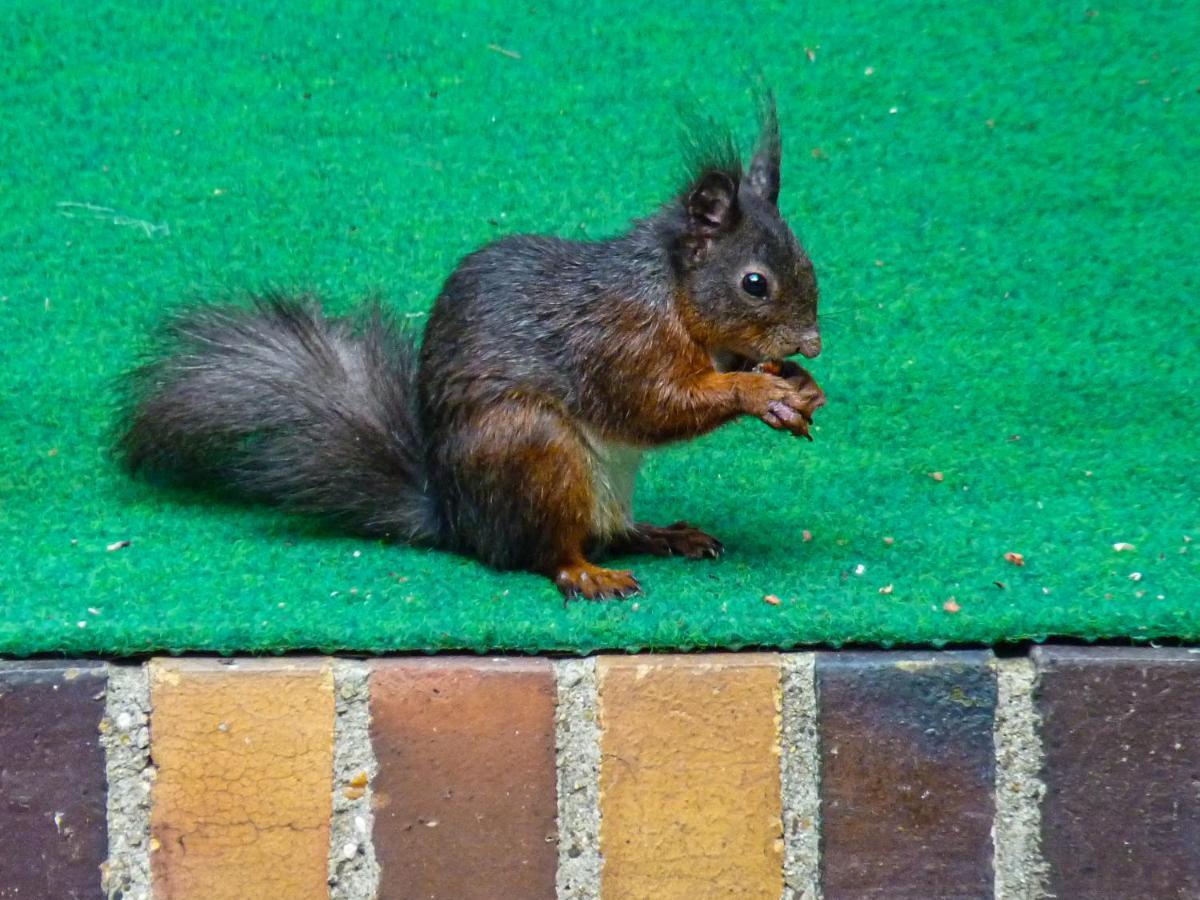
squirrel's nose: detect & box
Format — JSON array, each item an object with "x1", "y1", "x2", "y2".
[{"x1": 795, "y1": 328, "x2": 821, "y2": 359}]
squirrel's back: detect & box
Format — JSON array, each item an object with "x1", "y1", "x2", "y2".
[{"x1": 417, "y1": 229, "x2": 675, "y2": 426}]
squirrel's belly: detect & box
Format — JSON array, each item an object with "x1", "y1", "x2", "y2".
[{"x1": 580, "y1": 428, "x2": 643, "y2": 539}]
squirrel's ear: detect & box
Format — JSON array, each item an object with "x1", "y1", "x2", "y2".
[
  {"x1": 747, "y1": 94, "x2": 782, "y2": 206},
  {"x1": 685, "y1": 170, "x2": 740, "y2": 238}
]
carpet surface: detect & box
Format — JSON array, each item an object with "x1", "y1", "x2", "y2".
[{"x1": 2, "y1": 0, "x2": 1197, "y2": 655}]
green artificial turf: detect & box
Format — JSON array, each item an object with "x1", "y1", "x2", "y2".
[{"x1": 2, "y1": 0, "x2": 1198, "y2": 656}]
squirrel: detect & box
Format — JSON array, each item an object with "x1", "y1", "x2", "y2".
[{"x1": 117, "y1": 97, "x2": 825, "y2": 600}]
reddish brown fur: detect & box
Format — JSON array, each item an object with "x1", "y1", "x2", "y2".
[
  {"x1": 450, "y1": 400, "x2": 597, "y2": 573},
  {"x1": 578, "y1": 295, "x2": 817, "y2": 446}
]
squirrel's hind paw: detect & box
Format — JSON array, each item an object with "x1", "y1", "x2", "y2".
[
  {"x1": 554, "y1": 561, "x2": 641, "y2": 601},
  {"x1": 611, "y1": 522, "x2": 725, "y2": 560}
]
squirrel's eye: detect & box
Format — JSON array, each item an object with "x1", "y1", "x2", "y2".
[{"x1": 741, "y1": 272, "x2": 769, "y2": 298}]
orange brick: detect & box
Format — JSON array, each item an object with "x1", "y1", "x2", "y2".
[
  {"x1": 597, "y1": 654, "x2": 783, "y2": 899},
  {"x1": 148, "y1": 658, "x2": 335, "y2": 900}
]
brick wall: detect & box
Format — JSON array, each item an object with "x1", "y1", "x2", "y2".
[{"x1": 1, "y1": 648, "x2": 1197, "y2": 899}]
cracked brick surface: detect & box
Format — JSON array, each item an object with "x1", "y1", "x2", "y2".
[
  {"x1": 370, "y1": 658, "x2": 558, "y2": 900},
  {"x1": 148, "y1": 658, "x2": 334, "y2": 900},
  {"x1": 597, "y1": 654, "x2": 783, "y2": 899},
  {"x1": 6, "y1": 647, "x2": 1200, "y2": 898},
  {"x1": 0, "y1": 661, "x2": 108, "y2": 900}
]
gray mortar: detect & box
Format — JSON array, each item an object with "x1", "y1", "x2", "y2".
[
  {"x1": 993, "y1": 658, "x2": 1051, "y2": 900},
  {"x1": 328, "y1": 660, "x2": 381, "y2": 900},
  {"x1": 781, "y1": 653, "x2": 822, "y2": 900},
  {"x1": 99, "y1": 663, "x2": 153, "y2": 900},
  {"x1": 554, "y1": 658, "x2": 603, "y2": 900}
]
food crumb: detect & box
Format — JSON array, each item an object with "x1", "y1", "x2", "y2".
[
  {"x1": 853, "y1": 564, "x2": 866, "y2": 576},
  {"x1": 1129, "y1": 572, "x2": 1143, "y2": 582},
  {"x1": 1112, "y1": 542, "x2": 1136, "y2": 552},
  {"x1": 763, "y1": 594, "x2": 782, "y2": 606},
  {"x1": 943, "y1": 598, "x2": 961, "y2": 613},
  {"x1": 929, "y1": 471, "x2": 945, "y2": 482},
  {"x1": 802, "y1": 530, "x2": 813, "y2": 542},
  {"x1": 883, "y1": 536, "x2": 895, "y2": 545},
  {"x1": 878, "y1": 584, "x2": 894, "y2": 595},
  {"x1": 1004, "y1": 551, "x2": 1025, "y2": 566},
  {"x1": 106, "y1": 540, "x2": 130, "y2": 552}
]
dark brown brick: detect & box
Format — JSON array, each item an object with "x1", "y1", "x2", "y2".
[
  {"x1": 817, "y1": 651, "x2": 996, "y2": 899},
  {"x1": 0, "y1": 661, "x2": 108, "y2": 900},
  {"x1": 1034, "y1": 646, "x2": 1200, "y2": 898},
  {"x1": 370, "y1": 658, "x2": 558, "y2": 900}
]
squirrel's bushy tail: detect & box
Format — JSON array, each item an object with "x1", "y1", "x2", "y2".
[{"x1": 117, "y1": 293, "x2": 439, "y2": 543}]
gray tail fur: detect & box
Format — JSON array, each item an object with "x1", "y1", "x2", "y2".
[{"x1": 116, "y1": 293, "x2": 439, "y2": 543}]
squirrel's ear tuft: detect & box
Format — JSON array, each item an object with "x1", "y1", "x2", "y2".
[
  {"x1": 747, "y1": 92, "x2": 782, "y2": 206},
  {"x1": 685, "y1": 169, "x2": 740, "y2": 238}
]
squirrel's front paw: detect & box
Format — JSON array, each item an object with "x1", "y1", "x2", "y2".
[
  {"x1": 757, "y1": 360, "x2": 826, "y2": 402},
  {"x1": 742, "y1": 373, "x2": 822, "y2": 439},
  {"x1": 783, "y1": 368, "x2": 826, "y2": 424}
]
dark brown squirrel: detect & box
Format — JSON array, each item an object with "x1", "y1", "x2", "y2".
[{"x1": 117, "y1": 97, "x2": 825, "y2": 600}]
